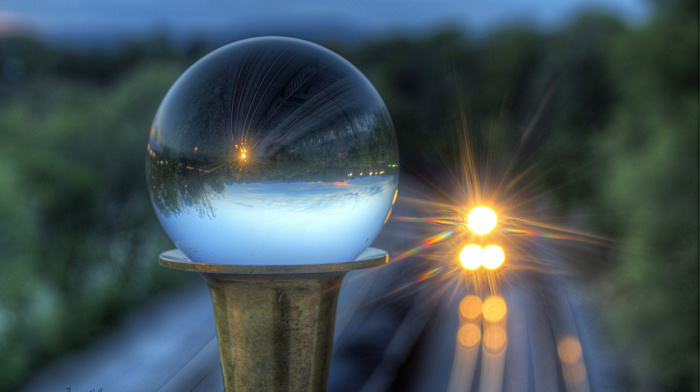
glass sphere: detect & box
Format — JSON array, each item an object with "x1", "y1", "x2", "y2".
[{"x1": 146, "y1": 37, "x2": 399, "y2": 265}]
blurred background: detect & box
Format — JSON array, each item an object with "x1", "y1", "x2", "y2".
[{"x1": 0, "y1": 0, "x2": 696, "y2": 391}]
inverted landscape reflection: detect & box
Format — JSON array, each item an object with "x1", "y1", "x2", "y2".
[{"x1": 154, "y1": 176, "x2": 398, "y2": 265}]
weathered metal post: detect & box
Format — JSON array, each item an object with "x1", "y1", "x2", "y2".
[{"x1": 159, "y1": 248, "x2": 386, "y2": 391}]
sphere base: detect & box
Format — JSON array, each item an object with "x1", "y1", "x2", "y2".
[{"x1": 159, "y1": 248, "x2": 388, "y2": 392}]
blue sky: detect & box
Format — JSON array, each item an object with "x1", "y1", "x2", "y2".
[{"x1": 0, "y1": 0, "x2": 652, "y2": 46}]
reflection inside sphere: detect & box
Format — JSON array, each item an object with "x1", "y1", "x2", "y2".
[{"x1": 146, "y1": 37, "x2": 399, "y2": 265}]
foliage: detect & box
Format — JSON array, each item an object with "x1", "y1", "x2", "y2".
[
  {"x1": 592, "y1": 8, "x2": 698, "y2": 391},
  {"x1": 0, "y1": 39, "x2": 200, "y2": 391}
]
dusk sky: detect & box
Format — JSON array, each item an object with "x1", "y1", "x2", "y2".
[{"x1": 1, "y1": 0, "x2": 652, "y2": 47}]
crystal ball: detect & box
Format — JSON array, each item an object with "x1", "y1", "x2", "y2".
[{"x1": 146, "y1": 37, "x2": 399, "y2": 265}]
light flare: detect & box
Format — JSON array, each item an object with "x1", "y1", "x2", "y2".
[
  {"x1": 502, "y1": 218, "x2": 606, "y2": 244},
  {"x1": 458, "y1": 244, "x2": 505, "y2": 270},
  {"x1": 467, "y1": 206, "x2": 497, "y2": 234},
  {"x1": 385, "y1": 265, "x2": 450, "y2": 297},
  {"x1": 375, "y1": 80, "x2": 609, "y2": 392},
  {"x1": 392, "y1": 229, "x2": 456, "y2": 263}
]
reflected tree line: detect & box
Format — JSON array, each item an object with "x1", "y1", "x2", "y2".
[
  {"x1": 147, "y1": 110, "x2": 398, "y2": 218},
  {"x1": 147, "y1": 39, "x2": 398, "y2": 218}
]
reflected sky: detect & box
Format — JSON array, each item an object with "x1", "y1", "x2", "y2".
[{"x1": 156, "y1": 175, "x2": 398, "y2": 265}]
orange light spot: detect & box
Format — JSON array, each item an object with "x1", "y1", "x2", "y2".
[
  {"x1": 483, "y1": 325, "x2": 507, "y2": 353},
  {"x1": 458, "y1": 323, "x2": 482, "y2": 348},
  {"x1": 558, "y1": 336, "x2": 583, "y2": 365},
  {"x1": 482, "y1": 296, "x2": 507, "y2": 323},
  {"x1": 460, "y1": 295, "x2": 483, "y2": 321}
]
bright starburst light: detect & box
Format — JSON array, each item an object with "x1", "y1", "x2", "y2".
[
  {"x1": 459, "y1": 244, "x2": 483, "y2": 270},
  {"x1": 482, "y1": 245, "x2": 505, "y2": 270},
  {"x1": 374, "y1": 71, "x2": 609, "y2": 392},
  {"x1": 467, "y1": 206, "x2": 497, "y2": 234}
]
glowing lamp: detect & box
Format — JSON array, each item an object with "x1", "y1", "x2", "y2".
[
  {"x1": 482, "y1": 245, "x2": 505, "y2": 270},
  {"x1": 459, "y1": 244, "x2": 483, "y2": 270},
  {"x1": 459, "y1": 244, "x2": 505, "y2": 270},
  {"x1": 467, "y1": 206, "x2": 497, "y2": 234}
]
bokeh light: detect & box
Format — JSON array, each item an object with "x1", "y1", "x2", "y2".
[
  {"x1": 458, "y1": 323, "x2": 482, "y2": 349},
  {"x1": 459, "y1": 295, "x2": 483, "y2": 320},
  {"x1": 482, "y1": 296, "x2": 507, "y2": 323},
  {"x1": 559, "y1": 336, "x2": 589, "y2": 388},
  {"x1": 459, "y1": 244, "x2": 483, "y2": 270},
  {"x1": 558, "y1": 336, "x2": 583, "y2": 365},
  {"x1": 482, "y1": 245, "x2": 505, "y2": 270},
  {"x1": 467, "y1": 206, "x2": 497, "y2": 234},
  {"x1": 482, "y1": 325, "x2": 507, "y2": 353}
]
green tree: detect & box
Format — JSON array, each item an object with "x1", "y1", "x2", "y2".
[
  {"x1": 0, "y1": 39, "x2": 197, "y2": 391},
  {"x1": 592, "y1": 6, "x2": 699, "y2": 390}
]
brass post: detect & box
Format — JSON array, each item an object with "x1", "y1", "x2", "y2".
[{"x1": 159, "y1": 248, "x2": 388, "y2": 392}]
